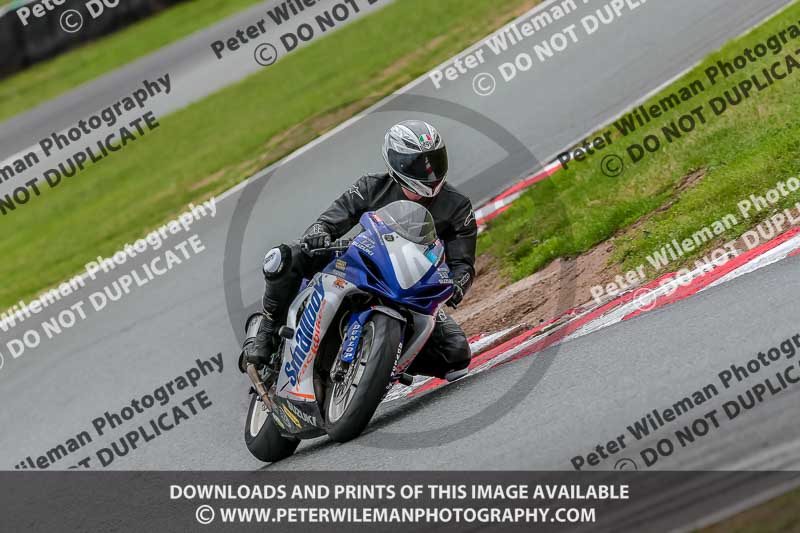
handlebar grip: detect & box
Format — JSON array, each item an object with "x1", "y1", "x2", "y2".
[
  {"x1": 323, "y1": 239, "x2": 351, "y2": 254},
  {"x1": 302, "y1": 239, "x2": 351, "y2": 256}
]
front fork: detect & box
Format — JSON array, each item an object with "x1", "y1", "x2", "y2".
[{"x1": 330, "y1": 307, "x2": 409, "y2": 386}]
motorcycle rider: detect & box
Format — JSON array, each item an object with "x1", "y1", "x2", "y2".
[{"x1": 241, "y1": 120, "x2": 477, "y2": 380}]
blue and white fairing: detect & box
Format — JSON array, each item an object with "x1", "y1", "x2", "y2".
[
  {"x1": 274, "y1": 201, "x2": 453, "y2": 429},
  {"x1": 323, "y1": 207, "x2": 454, "y2": 316}
]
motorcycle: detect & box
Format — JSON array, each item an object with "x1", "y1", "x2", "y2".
[{"x1": 242, "y1": 200, "x2": 461, "y2": 463}]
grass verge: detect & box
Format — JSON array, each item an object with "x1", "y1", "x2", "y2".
[
  {"x1": 0, "y1": 0, "x2": 543, "y2": 308},
  {"x1": 0, "y1": 0, "x2": 265, "y2": 123},
  {"x1": 479, "y1": 2, "x2": 800, "y2": 283},
  {"x1": 699, "y1": 486, "x2": 800, "y2": 533}
]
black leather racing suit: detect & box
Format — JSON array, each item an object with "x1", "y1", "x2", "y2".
[{"x1": 261, "y1": 173, "x2": 478, "y2": 378}]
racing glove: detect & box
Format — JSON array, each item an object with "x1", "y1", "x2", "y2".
[
  {"x1": 447, "y1": 272, "x2": 471, "y2": 309},
  {"x1": 302, "y1": 223, "x2": 331, "y2": 251}
]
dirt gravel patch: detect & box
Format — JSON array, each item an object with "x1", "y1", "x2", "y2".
[
  {"x1": 453, "y1": 169, "x2": 800, "y2": 338},
  {"x1": 452, "y1": 240, "x2": 619, "y2": 338}
]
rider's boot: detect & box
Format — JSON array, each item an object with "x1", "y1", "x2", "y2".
[{"x1": 238, "y1": 311, "x2": 280, "y2": 373}]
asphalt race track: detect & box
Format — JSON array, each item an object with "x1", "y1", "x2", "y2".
[
  {"x1": 0, "y1": 0, "x2": 796, "y2": 498},
  {"x1": 0, "y1": 0, "x2": 393, "y2": 196},
  {"x1": 282, "y1": 253, "x2": 800, "y2": 471}
]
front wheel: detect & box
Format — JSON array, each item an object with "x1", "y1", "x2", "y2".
[
  {"x1": 244, "y1": 394, "x2": 300, "y2": 463},
  {"x1": 325, "y1": 313, "x2": 403, "y2": 443}
]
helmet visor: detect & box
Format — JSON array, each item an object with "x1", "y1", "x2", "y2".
[{"x1": 387, "y1": 146, "x2": 448, "y2": 189}]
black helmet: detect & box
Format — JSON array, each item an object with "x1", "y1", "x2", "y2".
[{"x1": 382, "y1": 120, "x2": 448, "y2": 198}]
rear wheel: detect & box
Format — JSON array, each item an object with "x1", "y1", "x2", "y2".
[
  {"x1": 244, "y1": 394, "x2": 300, "y2": 463},
  {"x1": 325, "y1": 314, "x2": 402, "y2": 442}
]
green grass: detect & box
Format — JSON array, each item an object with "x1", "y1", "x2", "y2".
[
  {"x1": 0, "y1": 0, "x2": 542, "y2": 308},
  {"x1": 479, "y1": 1, "x2": 800, "y2": 282},
  {"x1": 0, "y1": 0, "x2": 265, "y2": 122},
  {"x1": 698, "y1": 486, "x2": 800, "y2": 533}
]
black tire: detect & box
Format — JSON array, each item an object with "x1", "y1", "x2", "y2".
[
  {"x1": 325, "y1": 314, "x2": 402, "y2": 443},
  {"x1": 244, "y1": 394, "x2": 300, "y2": 463}
]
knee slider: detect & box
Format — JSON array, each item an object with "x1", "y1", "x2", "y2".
[
  {"x1": 263, "y1": 244, "x2": 292, "y2": 280},
  {"x1": 448, "y1": 331, "x2": 471, "y2": 367}
]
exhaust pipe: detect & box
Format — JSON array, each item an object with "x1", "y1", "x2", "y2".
[{"x1": 247, "y1": 364, "x2": 273, "y2": 410}]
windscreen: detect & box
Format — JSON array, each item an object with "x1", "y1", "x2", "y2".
[{"x1": 375, "y1": 201, "x2": 437, "y2": 245}]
